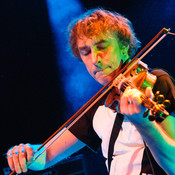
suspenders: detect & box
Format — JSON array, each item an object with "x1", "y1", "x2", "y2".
[
  {"x1": 107, "y1": 113, "x2": 164, "y2": 175},
  {"x1": 107, "y1": 113, "x2": 124, "y2": 172}
]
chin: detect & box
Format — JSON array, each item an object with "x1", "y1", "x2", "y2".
[
  {"x1": 93, "y1": 72, "x2": 113, "y2": 85},
  {"x1": 96, "y1": 77, "x2": 110, "y2": 85}
]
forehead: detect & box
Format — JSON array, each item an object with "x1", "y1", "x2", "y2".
[{"x1": 77, "y1": 32, "x2": 117, "y2": 48}]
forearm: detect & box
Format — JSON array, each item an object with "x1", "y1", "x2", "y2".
[
  {"x1": 29, "y1": 129, "x2": 85, "y2": 170},
  {"x1": 131, "y1": 114, "x2": 175, "y2": 174},
  {"x1": 45, "y1": 139, "x2": 85, "y2": 169},
  {"x1": 119, "y1": 86, "x2": 175, "y2": 174}
]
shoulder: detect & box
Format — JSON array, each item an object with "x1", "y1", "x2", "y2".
[
  {"x1": 151, "y1": 68, "x2": 174, "y2": 80},
  {"x1": 151, "y1": 68, "x2": 175, "y2": 113},
  {"x1": 151, "y1": 68, "x2": 174, "y2": 94}
]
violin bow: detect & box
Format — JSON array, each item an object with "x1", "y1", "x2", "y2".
[{"x1": 10, "y1": 27, "x2": 171, "y2": 175}]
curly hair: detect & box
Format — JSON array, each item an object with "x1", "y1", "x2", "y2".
[{"x1": 68, "y1": 8, "x2": 141, "y2": 60}]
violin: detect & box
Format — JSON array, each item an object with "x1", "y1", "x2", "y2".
[
  {"x1": 105, "y1": 60, "x2": 170, "y2": 121},
  {"x1": 9, "y1": 27, "x2": 174, "y2": 175}
]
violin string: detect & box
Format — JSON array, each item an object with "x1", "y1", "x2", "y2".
[
  {"x1": 110, "y1": 79, "x2": 156, "y2": 118},
  {"x1": 114, "y1": 79, "x2": 152, "y2": 110},
  {"x1": 122, "y1": 79, "x2": 155, "y2": 109}
]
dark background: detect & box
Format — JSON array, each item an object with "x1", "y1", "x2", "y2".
[{"x1": 1, "y1": 0, "x2": 175, "y2": 174}]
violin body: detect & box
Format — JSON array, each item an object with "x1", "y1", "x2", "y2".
[
  {"x1": 105, "y1": 61, "x2": 156, "y2": 106},
  {"x1": 105, "y1": 61, "x2": 170, "y2": 121}
]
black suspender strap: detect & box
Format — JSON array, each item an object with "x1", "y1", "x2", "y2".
[{"x1": 108, "y1": 113, "x2": 124, "y2": 172}]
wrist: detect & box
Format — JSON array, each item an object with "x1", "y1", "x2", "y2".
[{"x1": 28, "y1": 145, "x2": 46, "y2": 171}]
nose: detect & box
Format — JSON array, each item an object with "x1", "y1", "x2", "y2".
[{"x1": 91, "y1": 49, "x2": 103, "y2": 67}]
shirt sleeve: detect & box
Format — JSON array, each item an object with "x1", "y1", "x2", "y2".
[
  {"x1": 68, "y1": 95, "x2": 107, "y2": 152},
  {"x1": 151, "y1": 69, "x2": 175, "y2": 114}
]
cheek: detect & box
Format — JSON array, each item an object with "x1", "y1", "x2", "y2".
[
  {"x1": 105, "y1": 49, "x2": 119, "y2": 64},
  {"x1": 82, "y1": 60, "x2": 94, "y2": 76},
  {"x1": 112, "y1": 53, "x2": 122, "y2": 68}
]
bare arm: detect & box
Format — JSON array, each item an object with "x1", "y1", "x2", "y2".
[
  {"x1": 44, "y1": 129, "x2": 86, "y2": 169},
  {"x1": 120, "y1": 87, "x2": 175, "y2": 174},
  {"x1": 129, "y1": 113, "x2": 175, "y2": 174},
  {"x1": 7, "y1": 129, "x2": 86, "y2": 174}
]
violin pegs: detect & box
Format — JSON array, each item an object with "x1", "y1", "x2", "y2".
[
  {"x1": 148, "y1": 115, "x2": 156, "y2": 121},
  {"x1": 163, "y1": 99, "x2": 171, "y2": 108},
  {"x1": 143, "y1": 109, "x2": 150, "y2": 118},
  {"x1": 154, "y1": 91, "x2": 160, "y2": 102},
  {"x1": 157, "y1": 94, "x2": 165, "y2": 104}
]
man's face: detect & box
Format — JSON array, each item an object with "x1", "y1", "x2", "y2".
[{"x1": 77, "y1": 33, "x2": 129, "y2": 85}]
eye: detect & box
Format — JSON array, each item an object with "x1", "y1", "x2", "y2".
[
  {"x1": 80, "y1": 47, "x2": 91, "y2": 56},
  {"x1": 97, "y1": 45, "x2": 106, "y2": 50},
  {"x1": 83, "y1": 49, "x2": 91, "y2": 56},
  {"x1": 96, "y1": 42, "x2": 108, "y2": 51}
]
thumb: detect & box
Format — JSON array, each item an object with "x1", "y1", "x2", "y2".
[{"x1": 145, "y1": 87, "x2": 154, "y2": 99}]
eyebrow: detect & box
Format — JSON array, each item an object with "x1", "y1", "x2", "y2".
[
  {"x1": 94, "y1": 39, "x2": 106, "y2": 45},
  {"x1": 79, "y1": 39, "x2": 107, "y2": 50},
  {"x1": 79, "y1": 46, "x2": 90, "y2": 52}
]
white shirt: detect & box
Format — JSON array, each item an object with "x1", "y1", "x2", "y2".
[{"x1": 93, "y1": 105, "x2": 146, "y2": 175}]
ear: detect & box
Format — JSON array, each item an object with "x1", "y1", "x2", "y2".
[
  {"x1": 121, "y1": 45, "x2": 130, "y2": 62},
  {"x1": 122, "y1": 44, "x2": 129, "y2": 52}
]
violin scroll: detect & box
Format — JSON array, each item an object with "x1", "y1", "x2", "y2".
[{"x1": 146, "y1": 91, "x2": 171, "y2": 122}]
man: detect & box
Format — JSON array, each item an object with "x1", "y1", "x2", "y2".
[{"x1": 6, "y1": 8, "x2": 175, "y2": 174}]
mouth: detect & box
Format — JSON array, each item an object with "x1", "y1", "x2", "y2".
[
  {"x1": 94, "y1": 70, "x2": 101, "y2": 75},
  {"x1": 94, "y1": 66, "x2": 112, "y2": 75}
]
